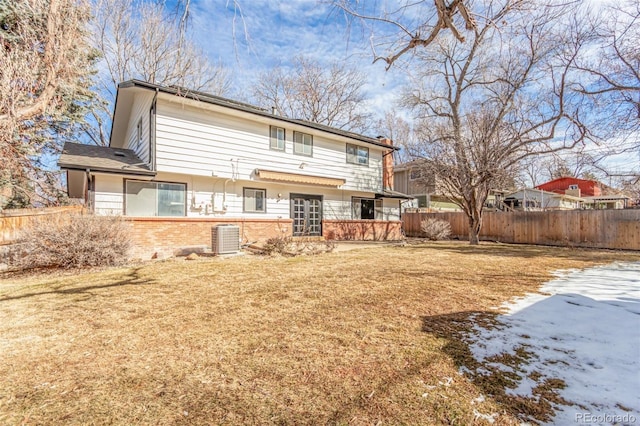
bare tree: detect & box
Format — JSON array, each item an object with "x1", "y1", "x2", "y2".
[
  {"x1": 373, "y1": 110, "x2": 414, "y2": 163},
  {"x1": 574, "y1": 1, "x2": 639, "y2": 138},
  {"x1": 397, "y1": 0, "x2": 589, "y2": 244},
  {"x1": 252, "y1": 56, "x2": 370, "y2": 133},
  {"x1": 88, "y1": 0, "x2": 233, "y2": 145},
  {"x1": 0, "y1": 0, "x2": 96, "y2": 208},
  {"x1": 333, "y1": 0, "x2": 478, "y2": 68},
  {"x1": 572, "y1": 1, "x2": 639, "y2": 179}
]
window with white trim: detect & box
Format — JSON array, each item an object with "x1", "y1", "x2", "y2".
[
  {"x1": 352, "y1": 197, "x2": 382, "y2": 220},
  {"x1": 346, "y1": 143, "x2": 369, "y2": 165},
  {"x1": 136, "y1": 118, "x2": 143, "y2": 149},
  {"x1": 293, "y1": 131, "x2": 313, "y2": 156},
  {"x1": 244, "y1": 188, "x2": 266, "y2": 213},
  {"x1": 270, "y1": 126, "x2": 285, "y2": 151},
  {"x1": 125, "y1": 180, "x2": 186, "y2": 217}
]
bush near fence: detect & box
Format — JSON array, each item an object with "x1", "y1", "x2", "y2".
[
  {"x1": 403, "y1": 210, "x2": 640, "y2": 250},
  {"x1": 1, "y1": 206, "x2": 85, "y2": 245}
]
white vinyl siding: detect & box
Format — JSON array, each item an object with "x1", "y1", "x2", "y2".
[
  {"x1": 90, "y1": 172, "x2": 401, "y2": 221},
  {"x1": 154, "y1": 99, "x2": 384, "y2": 192},
  {"x1": 123, "y1": 92, "x2": 154, "y2": 163},
  {"x1": 93, "y1": 174, "x2": 124, "y2": 215},
  {"x1": 293, "y1": 131, "x2": 313, "y2": 156}
]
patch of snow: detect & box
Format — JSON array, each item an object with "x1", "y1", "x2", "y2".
[
  {"x1": 473, "y1": 409, "x2": 498, "y2": 424},
  {"x1": 466, "y1": 262, "x2": 640, "y2": 425},
  {"x1": 472, "y1": 395, "x2": 486, "y2": 404}
]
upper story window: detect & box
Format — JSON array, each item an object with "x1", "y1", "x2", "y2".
[
  {"x1": 346, "y1": 143, "x2": 369, "y2": 165},
  {"x1": 568, "y1": 184, "x2": 579, "y2": 190},
  {"x1": 293, "y1": 131, "x2": 313, "y2": 156},
  {"x1": 135, "y1": 118, "x2": 143, "y2": 149},
  {"x1": 270, "y1": 126, "x2": 285, "y2": 151},
  {"x1": 410, "y1": 168, "x2": 424, "y2": 180}
]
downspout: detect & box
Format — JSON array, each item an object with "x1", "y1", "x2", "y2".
[
  {"x1": 85, "y1": 169, "x2": 91, "y2": 211},
  {"x1": 151, "y1": 88, "x2": 159, "y2": 171}
]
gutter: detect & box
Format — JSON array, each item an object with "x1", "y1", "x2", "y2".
[{"x1": 59, "y1": 164, "x2": 157, "y2": 177}]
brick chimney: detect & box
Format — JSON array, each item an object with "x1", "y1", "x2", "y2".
[{"x1": 380, "y1": 137, "x2": 394, "y2": 191}]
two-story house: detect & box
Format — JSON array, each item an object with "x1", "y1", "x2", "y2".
[
  {"x1": 393, "y1": 161, "x2": 511, "y2": 212},
  {"x1": 58, "y1": 80, "x2": 410, "y2": 258},
  {"x1": 535, "y1": 177, "x2": 630, "y2": 209}
]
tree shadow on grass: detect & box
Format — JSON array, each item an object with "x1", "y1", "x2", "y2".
[
  {"x1": 0, "y1": 267, "x2": 154, "y2": 302},
  {"x1": 422, "y1": 311, "x2": 567, "y2": 425}
]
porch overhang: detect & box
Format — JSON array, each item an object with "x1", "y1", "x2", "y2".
[
  {"x1": 255, "y1": 169, "x2": 345, "y2": 187},
  {"x1": 375, "y1": 189, "x2": 414, "y2": 200},
  {"x1": 58, "y1": 142, "x2": 156, "y2": 177}
]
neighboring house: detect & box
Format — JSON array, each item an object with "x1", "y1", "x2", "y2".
[
  {"x1": 58, "y1": 80, "x2": 411, "y2": 257},
  {"x1": 535, "y1": 176, "x2": 630, "y2": 209},
  {"x1": 394, "y1": 161, "x2": 510, "y2": 212},
  {"x1": 394, "y1": 161, "x2": 461, "y2": 211},
  {"x1": 504, "y1": 188, "x2": 585, "y2": 211}
]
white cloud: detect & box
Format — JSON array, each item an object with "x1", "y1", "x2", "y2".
[{"x1": 186, "y1": 0, "x2": 409, "y2": 119}]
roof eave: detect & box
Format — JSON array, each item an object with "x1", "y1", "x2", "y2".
[
  {"x1": 117, "y1": 79, "x2": 400, "y2": 151},
  {"x1": 59, "y1": 163, "x2": 157, "y2": 177}
]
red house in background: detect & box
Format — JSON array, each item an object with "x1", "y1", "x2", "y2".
[
  {"x1": 535, "y1": 177, "x2": 631, "y2": 209},
  {"x1": 535, "y1": 177, "x2": 602, "y2": 197}
]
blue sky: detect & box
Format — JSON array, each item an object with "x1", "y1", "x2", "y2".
[{"x1": 185, "y1": 0, "x2": 408, "y2": 117}]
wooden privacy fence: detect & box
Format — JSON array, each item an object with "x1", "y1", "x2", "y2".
[
  {"x1": 0, "y1": 206, "x2": 84, "y2": 245},
  {"x1": 403, "y1": 210, "x2": 640, "y2": 250}
]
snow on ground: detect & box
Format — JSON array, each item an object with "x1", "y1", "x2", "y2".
[{"x1": 467, "y1": 262, "x2": 640, "y2": 426}]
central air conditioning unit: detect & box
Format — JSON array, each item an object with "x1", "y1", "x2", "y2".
[{"x1": 211, "y1": 224, "x2": 240, "y2": 255}]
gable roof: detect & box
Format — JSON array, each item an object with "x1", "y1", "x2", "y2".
[
  {"x1": 58, "y1": 142, "x2": 156, "y2": 176},
  {"x1": 112, "y1": 80, "x2": 399, "y2": 151}
]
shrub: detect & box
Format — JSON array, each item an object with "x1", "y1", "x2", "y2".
[
  {"x1": 420, "y1": 217, "x2": 452, "y2": 240},
  {"x1": 261, "y1": 235, "x2": 335, "y2": 256},
  {"x1": 14, "y1": 214, "x2": 130, "y2": 270},
  {"x1": 262, "y1": 235, "x2": 293, "y2": 256}
]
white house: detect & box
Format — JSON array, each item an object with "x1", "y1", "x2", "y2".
[
  {"x1": 58, "y1": 80, "x2": 411, "y2": 257},
  {"x1": 504, "y1": 188, "x2": 585, "y2": 211}
]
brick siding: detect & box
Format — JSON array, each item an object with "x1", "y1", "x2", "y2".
[
  {"x1": 323, "y1": 220, "x2": 403, "y2": 241},
  {"x1": 126, "y1": 217, "x2": 293, "y2": 259},
  {"x1": 126, "y1": 217, "x2": 404, "y2": 259}
]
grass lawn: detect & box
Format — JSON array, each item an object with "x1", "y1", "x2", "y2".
[{"x1": 1, "y1": 242, "x2": 638, "y2": 425}]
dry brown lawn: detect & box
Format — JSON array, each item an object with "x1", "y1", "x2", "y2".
[{"x1": 0, "y1": 241, "x2": 638, "y2": 425}]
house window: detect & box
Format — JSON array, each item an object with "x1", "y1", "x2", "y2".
[
  {"x1": 416, "y1": 195, "x2": 428, "y2": 208},
  {"x1": 293, "y1": 131, "x2": 313, "y2": 156},
  {"x1": 352, "y1": 197, "x2": 382, "y2": 220},
  {"x1": 270, "y1": 126, "x2": 285, "y2": 151},
  {"x1": 346, "y1": 143, "x2": 369, "y2": 165},
  {"x1": 568, "y1": 184, "x2": 579, "y2": 190},
  {"x1": 410, "y1": 168, "x2": 423, "y2": 180},
  {"x1": 125, "y1": 180, "x2": 186, "y2": 217},
  {"x1": 244, "y1": 188, "x2": 266, "y2": 213},
  {"x1": 136, "y1": 118, "x2": 143, "y2": 149}
]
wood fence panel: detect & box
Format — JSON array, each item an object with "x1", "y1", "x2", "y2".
[
  {"x1": 403, "y1": 210, "x2": 640, "y2": 250},
  {"x1": 0, "y1": 206, "x2": 84, "y2": 245}
]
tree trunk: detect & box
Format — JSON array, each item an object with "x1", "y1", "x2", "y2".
[{"x1": 468, "y1": 213, "x2": 482, "y2": 245}]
